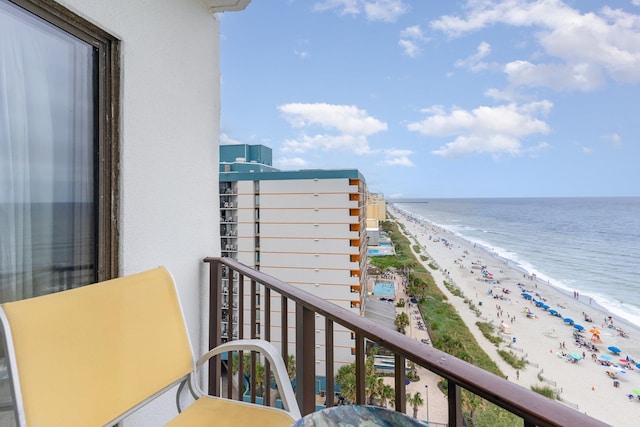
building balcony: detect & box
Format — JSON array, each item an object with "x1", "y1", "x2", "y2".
[{"x1": 204, "y1": 257, "x2": 605, "y2": 427}]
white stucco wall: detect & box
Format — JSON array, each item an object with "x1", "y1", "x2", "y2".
[{"x1": 56, "y1": 0, "x2": 224, "y2": 424}]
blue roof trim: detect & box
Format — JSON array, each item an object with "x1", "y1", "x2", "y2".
[{"x1": 220, "y1": 169, "x2": 365, "y2": 182}]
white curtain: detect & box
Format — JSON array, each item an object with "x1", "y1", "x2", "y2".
[{"x1": 0, "y1": 1, "x2": 94, "y2": 303}]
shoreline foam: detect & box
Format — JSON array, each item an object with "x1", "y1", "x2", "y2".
[
  {"x1": 390, "y1": 206, "x2": 640, "y2": 426},
  {"x1": 397, "y1": 205, "x2": 640, "y2": 331}
]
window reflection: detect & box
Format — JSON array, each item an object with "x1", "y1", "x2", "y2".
[{"x1": 0, "y1": 0, "x2": 96, "y2": 303}]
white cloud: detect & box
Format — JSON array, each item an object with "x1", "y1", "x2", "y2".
[
  {"x1": 602, "y1": 132, "x2": 622, "y2": 147},
  {"x1": 504, "y1": 60, "x2": 605, "y2": 91},
  {"x1": 524, "y1": 141, "x2": 550, "y2": 158},
  {"x1": 407, "y1": 101, "x2": 552, "y2": 158},
  {"x1": 582, "y1": 146, "x2": 593, "y2": 154},
  {"x1": 380, "y1": 149, "x2": 414, "y2": 166},
  {"x1": 363, "y1": 0, "x2": 408, "y2": 22},
  {"x1": 387, "y1": 192, "x2": 406, "y2": 199},
  {"x1": 455, "y1": 41, "x2": 492, "y2": 72},
  {"x1": 313, "y1": 0, "x2": 408, "y2": 22},
  {"x1": 278, "y1": 103, "x2": 387, "y2": 155},
  {"x1": 400, "y1": 25, "x2": 426, "y2": 41},
  {"x1": 484, "y1": 87, "x2": 515, "y2": 101},
  {"x1": 399, "y1": 39, "x2": 420, "y2": 57},
  {"x1": 220, "y1": 133, "x2": 245, "y2": 145},
  {"x1": 313, "y1": 0, "x2": 359, "y2": 16},
  {"x1": 294, "y1": 39, "x2": 310, "y2": 59},
  {"x1": 431, "y1": 1, "x2": 640, "y2": 91},
  {"x1": 276, "y1": 157, "x2": 309, "y2": 169},
  {"x1": 282, "y1": 133, "x2": 373, "y2": 155},
  {"x1": 279, "y1": 103, "x2": 387, "y2": 135},
  {"x1": 399, "y1": 25, "x2": 428, "y2": 57}
]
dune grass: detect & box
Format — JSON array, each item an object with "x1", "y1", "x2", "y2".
[{"x1": 369, "y1": 218, "x2": 520, "y2": 426}]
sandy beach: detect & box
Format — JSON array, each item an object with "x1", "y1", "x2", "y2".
[{"x1": 389, "y1": 207, "x2": 640, "y2": 426}]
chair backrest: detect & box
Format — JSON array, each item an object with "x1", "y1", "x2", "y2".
[{"x1": 0, "y1": 266, "x2": 194, "y2": 427}]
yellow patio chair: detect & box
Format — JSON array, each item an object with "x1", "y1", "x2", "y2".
[{"x1": 0, "y1": 266, "x2": 300, "y2": 427}]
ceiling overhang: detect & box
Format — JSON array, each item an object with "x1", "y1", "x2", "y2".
[{"x1": 206, "y1": 0, "x2": 251, "y2": 13}]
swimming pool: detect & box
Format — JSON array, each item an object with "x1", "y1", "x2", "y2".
[{"x1": 373, "y1": 281, "x2": 395, "y2": 297}]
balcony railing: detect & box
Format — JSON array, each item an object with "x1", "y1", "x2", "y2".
[{"x1": 204, "y1": 257, "x2": 606, "y2": 427}]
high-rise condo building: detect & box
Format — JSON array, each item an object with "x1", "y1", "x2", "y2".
[{"x1": 219, "y1": 144, "x2": 368, "y2": 376}]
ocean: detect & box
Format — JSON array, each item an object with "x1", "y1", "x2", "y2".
[{"x1": 391, "y1": 197, "x2": 640, "y2": 328}]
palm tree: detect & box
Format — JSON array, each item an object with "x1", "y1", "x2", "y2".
[
  {"x1": 286, "y1": 354, "x2": 296, "y2": 382},
  {"x1": 406, "y1": 391, "x2": 424, "y2": 419},
  {"x1": 254, "y1": 363, "x2": 266, "y2": 397},
  {"x1": 231, "y1": 353, "x2": 266, "y2": 396},
  {"x1": 335, "y1": 347, "x2": 394, "y2": 405},
  {"x1": 407, "y1": 360, "x2": 418, "y2": 381},
  {"x1": 335, "y1": 363, "x2": 356, "y2": 402},
  {"x1": 395, "y1": 312, "x2": 410, "y2": 334},
  {"x1": 379, "y1": 384, "x2": 394, "y2": 408}
]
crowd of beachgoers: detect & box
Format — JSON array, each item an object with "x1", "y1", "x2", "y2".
[{"x1": 390, "y1": 207, "x2": 640, "y2": 426}]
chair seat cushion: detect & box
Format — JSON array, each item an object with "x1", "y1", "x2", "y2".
[{"x1": 166, "y1": 396, "x2": 296, "y2": 427}]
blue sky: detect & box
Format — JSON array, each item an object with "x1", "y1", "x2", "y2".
[{"x1": 219, "y1": 0, "x2": 640, "y2": 198}]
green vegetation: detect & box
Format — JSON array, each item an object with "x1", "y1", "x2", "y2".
[
  {"x1": 406, "y1": 391, "x2": 424, "y2": 418},
  {"x1": 531, "y1": 384, "x2": 558, "y2": 399},
  {"x1": 497, "y1": 349, "x2": 528, "y2": 369},
  {"x1": 232, "y1": 353, "x2": 266, "y2": 396},
  {"x1": 476, "y1": 322, "x2": 503, "y2": 346},
  {"x1": 335, "y1": 347, "x2": 394, "y2": 407},
  {"x1": 369, "y1": 218, "x2": 519, "y2": 426},
  {"x1": 444, "y1": 281, "x2": 463, "y2": 297},
  {"x1": 395, "y1": 312, "x2": 409, "y2": 334}
]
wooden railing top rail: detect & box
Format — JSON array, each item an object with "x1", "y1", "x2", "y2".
[{"x1": 204, "y1": 257, "x2": 608, "y2": 427}]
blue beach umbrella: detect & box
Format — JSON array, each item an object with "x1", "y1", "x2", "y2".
[
  {"x1": 522, "y1": 293, "x2": 532, "y2": 300},
  {"x1": 563, "y1": 318, "x2": 574, "y2": 324},
  {"x1": 535, "y1": 301, "x2": 544, "y2": 307},
  {"x1": 600, "y1": 354, "x2": 612, "y2": 361},
  {"x1": 549, "y1": 309, "x2": 558, "y2": 315},
  {"x1": 609, "y1": 346, "x2": 621, "y2": 355},
  {"x1": 542, "y1": 304, "x2": 550, "y2": 310},
  {"x1": 574, "y1": 324, "x2": 584, "y2": 331},
  {"x1": 568, "y1": 353, "x2": 582, "y2": 361}
]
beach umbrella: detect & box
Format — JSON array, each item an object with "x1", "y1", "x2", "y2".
[
  {"x1": 600, "y1": 354, "x2": 612, "y2": 361},
  {"x1": 563, "y1": 318, "x2": 574, "y2": 324},
  {"x1": 573, "y1": 324, "x2": 584, "y2": 331},
  {"x1": 632, "y1": 389, "x2": 640, "y2": 397},
  {"x1": 589, "y1": 328, "x2": 600, "y2": 335},
  {"x1": 542, "y1": 304, "x2": 550, "y2": 310},
  {"x1": 608, "y1": 346, "x2": 621, "y2": 355},
  {"x1": 636, "y1": 363, "x2": 640, "y2": 369},
  {"x1": 549, "y1": 309, "x2": 558, "y2": 315},
  {"x1": 568, "y1": 353, "x2": 582, "y2": 361},
  {"x1": 535, "y1": 301, "x2": 543, "y2": 307}
]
